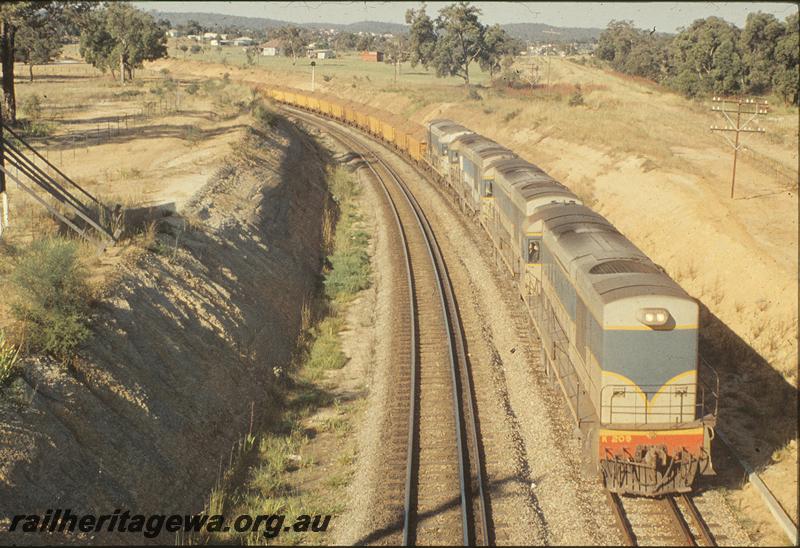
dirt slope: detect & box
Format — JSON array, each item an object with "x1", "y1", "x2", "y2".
[{"x1": 0, "y1": 116, "x2": 329, "y2": 544}]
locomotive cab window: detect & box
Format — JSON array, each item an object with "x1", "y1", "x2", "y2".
[
  {"x1": 527, "y1": 237, "x2": 541, "y2": 264},
  {"x1": 482, "y1": 179, "x2": 493, "y2": 197}
]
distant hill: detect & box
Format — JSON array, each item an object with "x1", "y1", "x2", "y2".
[
  {"x1": 502, "y1": 22, "x2": 602, "y2": 42},
  {"x1": 306, "y1": 20, "x2": 407, "y2": 34},
  {"x1": 149, "y1": 11, "x2": 288, "y2": 30},
  {"x1": 150, "y1": 10, "x2": 601, "y2": 42},
  {"x1": 150, "y1": 11, "x2": 406, "y2": 34}
]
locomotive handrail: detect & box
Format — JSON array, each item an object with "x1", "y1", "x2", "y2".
[{"x1": 601, "y1": 382, "x2": 710, "y2": 425}]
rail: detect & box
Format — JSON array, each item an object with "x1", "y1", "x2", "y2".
[{"x1": 284, "y1": 106, "x2": 489, "y2": 545}]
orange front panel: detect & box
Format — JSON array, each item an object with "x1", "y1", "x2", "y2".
[{"x1": 600, "y1": 427, "x2": 704, "y2": 458}]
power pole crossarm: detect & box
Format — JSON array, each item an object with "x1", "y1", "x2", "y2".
[{"x1": 710, "y1": 96, "x2": 768, "y2": 199}]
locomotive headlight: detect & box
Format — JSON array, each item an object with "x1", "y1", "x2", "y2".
[{"x1": 637, "y1": 308, "x2": 670, "y2": 327}]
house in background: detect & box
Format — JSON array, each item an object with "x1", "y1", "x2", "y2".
[
  {"x1": 233, "y1": 36, "x2": 256, "y2": 47},
  {"x1": 260, "y1": 39, "x2": 283, "y2": 56},
  {"x1": 308, "y1": 48, "x2": 335, "y2": 59},
  {"x1": 360, "y1": 51, "x2": 384, "y2": 62}
]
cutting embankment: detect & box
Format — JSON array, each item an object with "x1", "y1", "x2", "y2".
[
  {"x1": 0, "y1": 110, "x2": 331, "y2": 541},
  {"x1": 154, "y1": 57, "x2": 798, "y2": 541}
]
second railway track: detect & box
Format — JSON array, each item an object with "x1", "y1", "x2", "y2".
[{"x1": 285, "y1": 106, "x2": 491, "y2": 545}]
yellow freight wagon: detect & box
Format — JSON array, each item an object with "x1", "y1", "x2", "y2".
[
  {"x1": 407, "y1": 132, "x2": 427, "y2": 162},
  {"x1": 318, "y1": 98, "x2": 330, "y2": 116},
  {"x1": 344, "y1": 104, "x2": 358, "y2": 125},
  {"x1": 307, "y1": 96, "x2": 320, "y2": 112},
  {"x1": 382, "y1": 121, "x2": 396, "y2": 143},
  {"x1": 355, "y1": 110, "x2": 370, "y2": 131},
  {"x1": 394, "y1": 128, "x2": 407, "y2": 151},
  {"x1": 329, "y1": 100, "x2": 344, "y2": 120},
  {"x1": 368, "y1": 114, "x2": 382, "y2": 136}
]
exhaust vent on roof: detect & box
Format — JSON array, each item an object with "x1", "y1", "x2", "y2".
[{"x1": 590, "y1": 260, "x2": 660, "y2": 275}]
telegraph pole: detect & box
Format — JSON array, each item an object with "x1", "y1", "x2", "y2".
[
  {"x1": 710, "y1": 96, "x2": 768, "y2": 199},
  {"x1": 310, "y1": 60, "x2": 316, "y2": 92},
  {"x1": 0, "y1": 101, "x2": 6, "y2": 234}
]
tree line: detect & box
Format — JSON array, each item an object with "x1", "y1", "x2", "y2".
[
  {"x1": 0, "y1": 1, "x2": 167, "y2": 124},
  {"x1": 596, "y1": 13, "x2": 799, "y2": 105},
  {"x1": 405, "y1": 2, "x2": 520, "y2": 86}
]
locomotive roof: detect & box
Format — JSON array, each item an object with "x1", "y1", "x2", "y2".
[
  {"x1": 488, "y1": 159, "x2": 579, "y2": 211},
  {"x1": 539, "y1": 203, "x2": 690, "y2": 306},
  {"x1": 452, "y1": 134, "x2": 514, "y2": 163},
  {"x1": 428, "y1": 119, "x2": 472, "y2": 139}
]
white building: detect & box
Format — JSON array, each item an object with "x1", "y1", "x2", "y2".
[
  {"x1": 260, "y1": 40, "x2": 283, "y2": 56},
  {"x1": 233, "y1": 37, "x2": 256, "y2": 47},
  {"x1": 203, "y1": 32, "x2": 219, "y2": 41},
  {"x1": 308, "y1": 48, "x2": 335, "y2": 59}
]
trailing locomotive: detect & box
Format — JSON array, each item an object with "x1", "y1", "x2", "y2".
[{"x1": 261, "y1": 86, "x2": 719, "y2": 497}]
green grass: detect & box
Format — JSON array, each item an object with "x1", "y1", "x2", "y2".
[
  {"x1": 199, "y1": 165, "x2": 369, "y2": 545},
  {"x1": 10, "y1": 238, "x2": 92, "y2": 362},
  {"x1": 0, "y1": 330, "x2": 20, "y2": 385},
  {"x1": 175, "y1": 42, "x2": 494, "y2": 87},
  {"x1": 323, "y1": 167, "x2": 371, "y2": 302}
]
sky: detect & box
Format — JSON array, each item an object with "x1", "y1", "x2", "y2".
[{"x1": 134, "y1": 1, "x2": 798, "y2": 32}]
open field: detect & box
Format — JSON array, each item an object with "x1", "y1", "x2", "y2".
[{"x1": 0, "y1": 61, "x2": 253, "y2": 306}]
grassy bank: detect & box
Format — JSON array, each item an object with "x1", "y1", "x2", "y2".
[{"x1": 198, "y1": 166, "x2": 370, "y2": 545}]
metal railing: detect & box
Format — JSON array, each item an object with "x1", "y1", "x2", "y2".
[{"x1": 600, "y1": 363, "x2": 719, "y2": 425}]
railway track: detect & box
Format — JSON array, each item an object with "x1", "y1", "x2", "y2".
[
  {"x1": 286, "y1": 107, "x2": 490, "y2": 546},
  {"x1": 608, "y1": 491, "x2": 717, "y2": 546}
]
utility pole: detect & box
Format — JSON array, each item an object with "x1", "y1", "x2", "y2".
[
  {"x1": 710, "y1": 96, "x2": 768, "y2": 199},
  {"x1": 0, "y1": 102, "x2": 6, "y2": 234},
  {"x1": 310, "y1": 60, "x2": 316, "y2": 92}
]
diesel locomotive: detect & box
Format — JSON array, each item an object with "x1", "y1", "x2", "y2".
[{"x1": 262, "y1": 85, "x2": 719, "y2": 497}]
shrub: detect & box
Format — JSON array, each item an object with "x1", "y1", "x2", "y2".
[
  {"x1": 503, "y1": 108, "x2": 521, "y2": 123},
  {"x1": 190, "y1": 44, "x2": 202, "y2": 54},
  {"x1": 307, "y1": 317, "x2": 347, "y2": 370},
  {"x1": 324, "y1": 247, "x2": 370, "y2": 299},
  {"x1": 10, "y1": 239, "x2": 92, "y2": 361},
  {"x1": 328, "y1": 167, "x2": 358, "y2": 203},
  {"x1": 20, "y1": 94, "x2": 43, "y2": 121},
  {"x1": 467, "y1": 87, "x2": 482, "y2": 101},
  {"x1": 0, "y1": 330, "x2": 20, "y2": 384},
  {"x1": 568, "y1": 84, "x2": 585, "y2": 107},
  {"x1": 186, "y1": 82, "x2": 200, "y2": 95},
  {"x1": 252, "y1": 102, "x2": 278, "y2": 128}
]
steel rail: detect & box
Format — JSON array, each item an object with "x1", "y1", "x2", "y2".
[
  {"x1": 376, "y1": 154, "x2": 490, "y2": 546},
  {"x1": 680, "y1": 495, "x2": 717, "y2": 547},
  {"x1": 607, "y1": 490, "x2": 636, "y2": 546},
  {"x1": 665, "y1": 495, "x2": 696, "y2": 546},
  {"x1": 284, "y1": 105, "x2": 487, "y2": 545}
]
